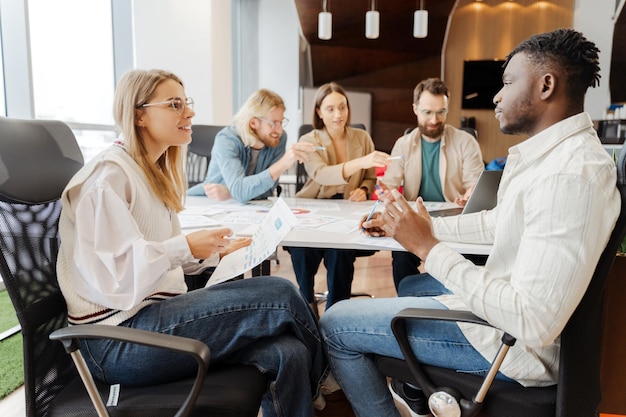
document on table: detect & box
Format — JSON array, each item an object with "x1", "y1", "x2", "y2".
[
  {"x1": 178, "y1": 214, "x2": 221, "y2": 229},
  {"x1": 350, "y1": 234, "x2": 405, "y2": 250},
  {"x1": 205, "y1": 197, "x2": 297, "y2": 287}
]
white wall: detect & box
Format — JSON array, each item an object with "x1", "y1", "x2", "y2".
[
  {"x1": 574, "y1": 0, "x2": 617, "y2": 119},
  {"x1": 256, "y1": 0, "x2": 301, "y2": 143},
  {"x1": 132, "y1": 0, "x2": 232, "y2": 125}
]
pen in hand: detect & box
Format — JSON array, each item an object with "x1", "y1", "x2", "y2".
[{"x1": 362, "y1": 199, "x2": 381, "y2": 231}]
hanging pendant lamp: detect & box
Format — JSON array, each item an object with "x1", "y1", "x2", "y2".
[
  {"x1": 318, "y1": 0, "x2": 332, "y2": 40},
  {"x1": 413, "y1": 0, "x2": 428, "y2": 38},
  {"x1": 365, "y1": 0, "x2": 380, "y2": 39}
]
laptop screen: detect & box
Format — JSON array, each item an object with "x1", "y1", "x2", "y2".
[{"x1": 462, "y1": 169, "x2": 503, "y2": 214}]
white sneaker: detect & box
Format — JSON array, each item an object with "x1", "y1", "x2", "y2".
[{"x1": 388, "y1": 379, "x2": 432, "y2": 417}]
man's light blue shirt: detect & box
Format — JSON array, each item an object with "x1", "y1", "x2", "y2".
[{"x1": 187, "y1": 125, "x2": 286, "y2": 202}]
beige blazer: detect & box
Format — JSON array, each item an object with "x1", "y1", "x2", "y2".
[
  {"x1": 295, "y1": 127, "x2": 377, "y2": 199},
  {"x1": 382, "y1": 125, "x2": 484, "y2": 202}
]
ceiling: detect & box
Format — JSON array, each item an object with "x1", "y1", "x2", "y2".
[{"x1": 294, "y1": 0, "x2": 458, "y2": 85}]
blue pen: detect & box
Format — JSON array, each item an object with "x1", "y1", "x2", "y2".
[{"x1": 362, "y1": 199, "x2": 381, "y2": 231}]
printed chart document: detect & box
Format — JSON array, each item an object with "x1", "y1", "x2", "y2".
[{"x1": 205, "y1": 197, "x2": 297, "y2": 287}]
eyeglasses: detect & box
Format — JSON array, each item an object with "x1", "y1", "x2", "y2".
[
  {"x1": 417, "y1": 108, "x2": 449, "y2": 118},
  {"x1": 256, "y1": 116, "x2": 289, "y2": 130},
  {"x1": 140, "y1": 97, "x2": 194, "y2": 114}
]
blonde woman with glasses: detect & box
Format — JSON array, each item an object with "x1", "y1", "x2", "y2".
[{"x1": 56, "y1": 69, "x2": 328, "y2": 417}]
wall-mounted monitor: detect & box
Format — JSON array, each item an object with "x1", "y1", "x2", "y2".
[{"x1": 462, "y1": 60, "x2": 506, "y2": 110}]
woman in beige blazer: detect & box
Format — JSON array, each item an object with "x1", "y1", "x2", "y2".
[{"x1": 290, "y1": 82, "x2": 390, "y2": 315}]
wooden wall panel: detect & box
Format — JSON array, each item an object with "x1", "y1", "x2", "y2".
[{"x1": 444, "y1": 0, "x2": 574, "y2": 162}]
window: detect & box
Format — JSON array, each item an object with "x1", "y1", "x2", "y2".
[
  {"x1": 28, "y1": 0, "x2": 115, "y2": 125},
  {"x1": 0, "y1": 40, "x2": 5, "y2": 117}
]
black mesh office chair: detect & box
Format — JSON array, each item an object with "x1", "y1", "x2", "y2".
[
  {"x1": 375, "y1": 143, "x2": 626, "y2": 417},
  {"x1": 186, "y1": 125, "x2": 225, "y2": 188},
  {"x1": 0, "y1": 117, "x2": 266, "y2": 417}
]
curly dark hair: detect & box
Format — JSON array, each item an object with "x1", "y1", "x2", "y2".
[{"x1": 504, "y1": 28, "x2": 601, "y2": 102}]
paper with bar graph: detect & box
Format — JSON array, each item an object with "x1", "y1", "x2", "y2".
[{"x1": 205, "y1": 197, "x2": 297, "y2": 287}]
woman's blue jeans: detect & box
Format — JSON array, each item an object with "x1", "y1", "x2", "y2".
[
  {"x1": 289, "y1": 246, "x2": 356, "y2": 308},
  {"x1": 319, "y1": 273, "x2": 515, "y2": 417},
  {"x1": 79, "y1": 276, "x2": 326, "y2": 417}
]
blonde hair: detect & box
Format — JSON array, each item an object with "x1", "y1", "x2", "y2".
[
  {"x1": 113, "y1": 69, "x2": 187, "y2": 212},
  {"x1": 233, "y1": 89, "x2": 285, "y2": 146}
]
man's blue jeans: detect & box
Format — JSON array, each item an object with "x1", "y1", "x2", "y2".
[
  {"x1": 79, "y1": 276, "x2": 326, "y2": 417},
  {"x1": 319, "y1": 273, "x2": 515, "y2": 417}
]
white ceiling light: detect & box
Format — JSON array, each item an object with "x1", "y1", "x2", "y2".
[
  {"x1": 365, "y1": 0, "x2": 380, "y2": 39},
  {"x1": 413, "y1": 0, "x2": 428, "y2": 38},
  {"x1": 318, "y1": 0, "x2": 332, "y2": 40}
]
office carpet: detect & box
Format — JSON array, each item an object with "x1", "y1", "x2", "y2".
[{"x1": 0, "y1": 290, "x2": 23, "y2": 400}]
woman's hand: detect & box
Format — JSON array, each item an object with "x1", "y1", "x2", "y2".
[
  {"x1": 348, "y1": 187, "x2": 368, "y2": 202},
  {"x1": 203, "y1": 183, "x2": 232, "y2": 201},
  {"x1": 186, "y1": 227, "x2": 238, "y2": 260},
  {"x1": 360, "y1": 151, "x2": 391, "y2": 169},
  {"x1": 220, "y1": 237, "x2": 252, "y2": 259}
]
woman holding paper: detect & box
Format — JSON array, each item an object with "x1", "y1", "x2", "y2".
[
  {"x1": 290, "y1": 82, "x2": 391, "y2": 315},
  {"x1": 56, "y1": 69, "x2": 328, "y2": 417}
]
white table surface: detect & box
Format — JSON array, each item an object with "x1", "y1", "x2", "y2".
[{"x1": 183, "y1": 196, "x2": 492, "y2": 256}]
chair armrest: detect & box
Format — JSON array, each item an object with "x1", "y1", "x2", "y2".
[
  {"x1": 393, "y1": 308, "x2": 491, "y2": 326},
  {"x1": 50, "y1": 324, "x2": 210, "y2": 417},
  {"x1": 391, "y1": 308, "x2": 516, "y2": 417}
]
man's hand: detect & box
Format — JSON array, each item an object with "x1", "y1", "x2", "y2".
[
  {"x1": 375, "y1": 179, "x2": 393, "y2": 201},
  {"x1": 270, "y1": 143, "x2": 317, "y2": 180},
  {"x1": 454, "y1": 183, "x2": 476, "y2": 207},
  {"x1": 284, "y1": 142, "x2": 317, "y2": 164},
  {"x1": 383, "y1": 191, "x2": 439, "y2": 260},
  {"x1": 360, "y1": 211, "x2": 386, "y2": 236},
  {"x1": 203, "y1": 183, "x2": 232, "y2": 201}
]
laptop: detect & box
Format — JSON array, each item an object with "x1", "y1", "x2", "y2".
[{"x1": 428, "y1": 169, "x2": 503, "y2": 217}]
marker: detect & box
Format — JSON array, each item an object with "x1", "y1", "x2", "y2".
[
  {"x1": 362, "y1": 199, "x2": 381, "y2": 231},
  {"x1": 388, "y1": 155, "x2": 404, "y2": 160},
  {"x1": 314, "y1": 146, "x2": 326, "y2": 151}
]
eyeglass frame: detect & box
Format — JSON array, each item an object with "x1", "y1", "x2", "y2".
[
  {"x1": 139, "y1": 97, "x2": 195, "y2": 114},
  {"x1": 255, "y1": 116, "x2": 289, "y2": 130},
  {"x1": 417, "y1": 108, "x2": 449, "y2": 119}
]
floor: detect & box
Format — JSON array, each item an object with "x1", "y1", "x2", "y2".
[{"x1": 1, "y1": 249, "x2": 623, "y2": 417}]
